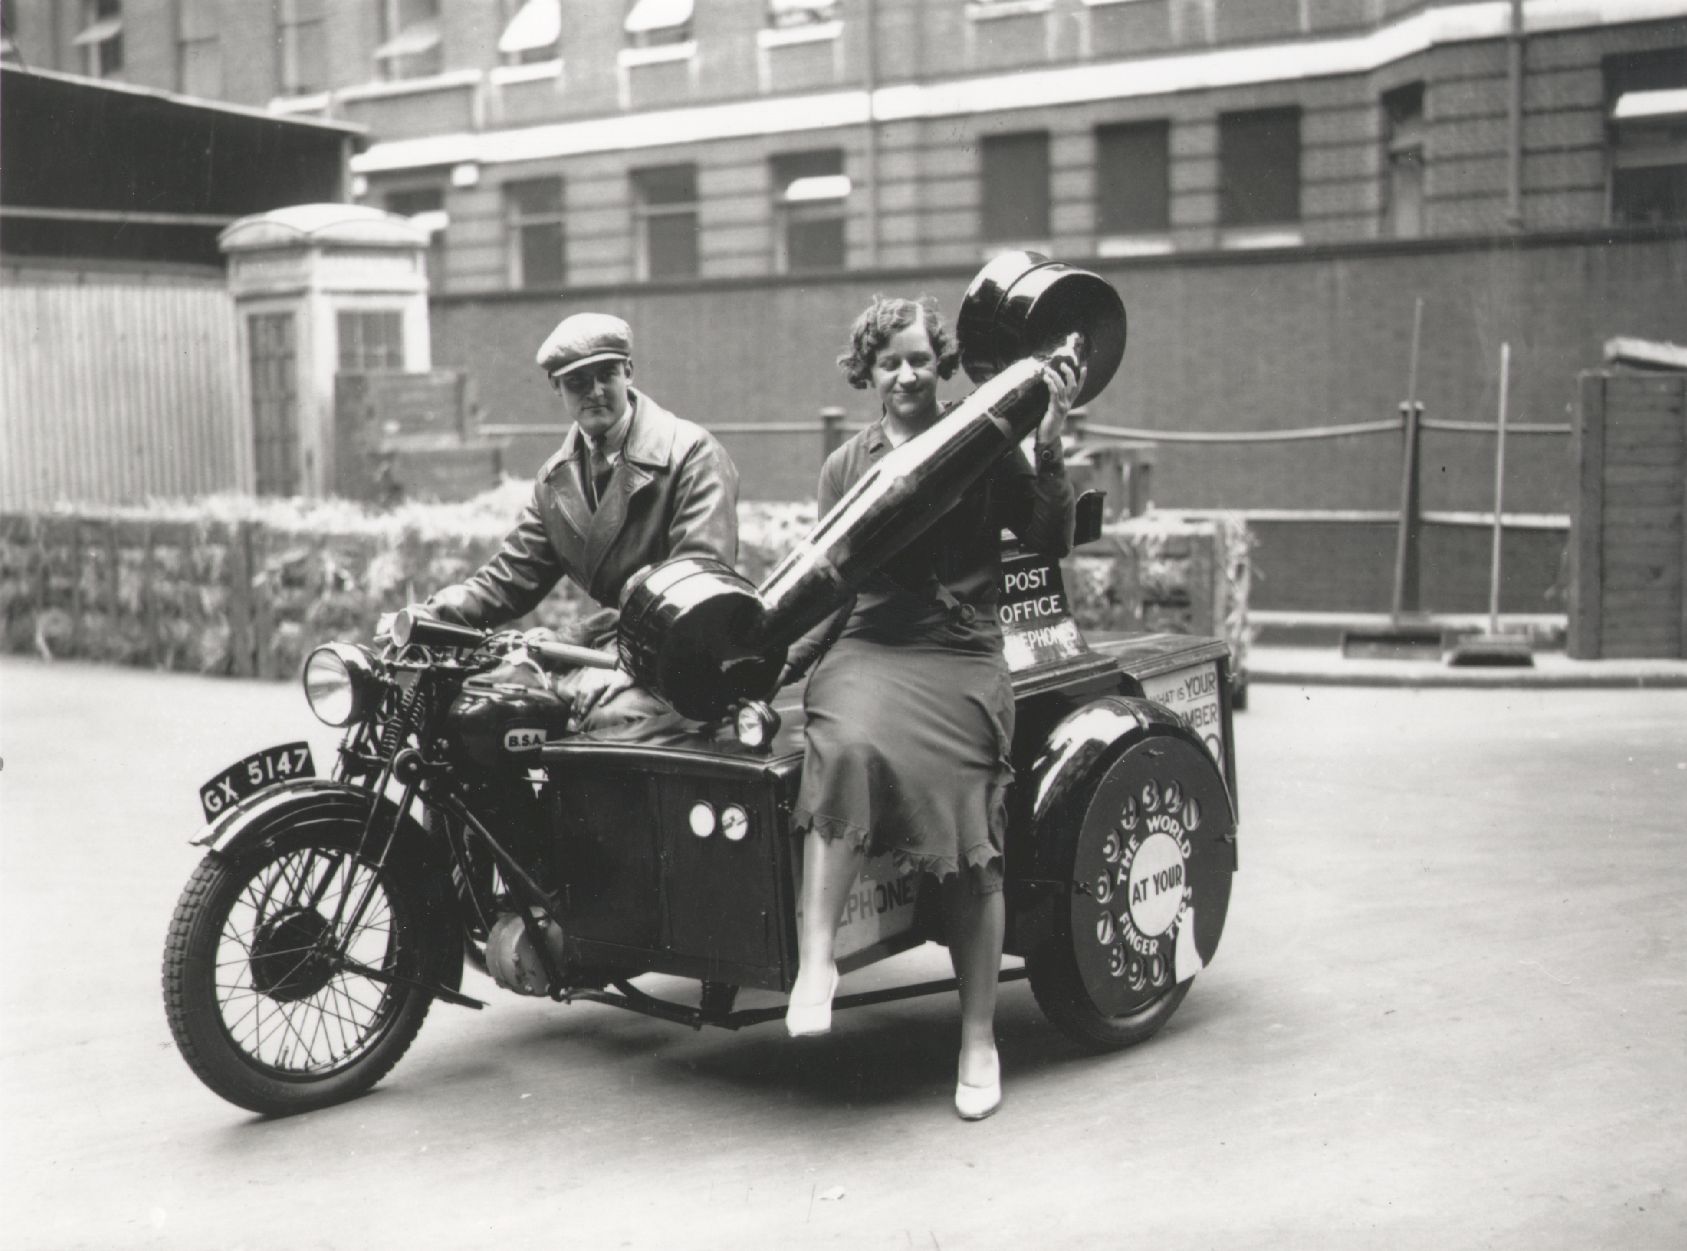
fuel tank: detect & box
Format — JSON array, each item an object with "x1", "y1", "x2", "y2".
[{"x1": 444, "y1": 652, "x2": 573, "y2": 770}]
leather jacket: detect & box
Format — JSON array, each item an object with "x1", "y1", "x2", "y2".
[{"x1": 426, "y1": 389, "x2": 738, "y2": 644}]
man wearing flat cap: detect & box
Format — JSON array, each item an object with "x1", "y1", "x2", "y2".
[{"x1": 422, "y1": 311, "x2": 739, "y2": 734}]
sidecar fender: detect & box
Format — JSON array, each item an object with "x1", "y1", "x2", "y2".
[
  {"x1": 1008, "y1": 696, "x2": 1237, "y2": 953},
  {"x1": 1024, "y1": 696, "x2": 1228, "y2": 834}
]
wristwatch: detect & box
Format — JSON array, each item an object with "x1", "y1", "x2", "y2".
[{"x1": 1034, "y1": 441, "x2": 1064, "y2": 471}]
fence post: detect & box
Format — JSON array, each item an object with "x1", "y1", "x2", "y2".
[
  {"x1": 227, "y1": 520, "x2": 256, "y2": 677},
  {"x1": 1567, "y1": 374, "x2": 1606, "y2": 658},
  {"x1": 1390, "y1": 401, "x2": 1423, "y2": 617},
  {"x1": 820, "y1": 407, "x2": 846, "y2": 461},
  {"x1": 69, "y1": 517, "x2": 85, "y2": 657},
  {"x1": 140, "y1": 522, "x2": 160, "y2": 667}
]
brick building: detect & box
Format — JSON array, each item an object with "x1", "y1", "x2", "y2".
[
  {"x1": 6, "y1": 0, "x2": 1683, "y2": 290},
  {"x1": 4, "y1": 0, "x2": 1684, "y2": 615}
]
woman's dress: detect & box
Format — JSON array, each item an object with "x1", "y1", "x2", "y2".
[{"x1": 787, "y1": 419, "x2": 1074, "y2": 886}]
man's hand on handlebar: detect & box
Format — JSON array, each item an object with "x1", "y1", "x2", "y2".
[{"x1": 570, "y1": 665, "x2": 635, "y2": 721}]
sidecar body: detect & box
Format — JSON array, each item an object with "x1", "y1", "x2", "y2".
[{"x1": 503, "y1": 539, "x2": 1238, "y2": 1041}]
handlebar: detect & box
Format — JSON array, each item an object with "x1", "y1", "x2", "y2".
[
  {"x1": 525, "y1": 639, "x2": 619, "y2": 671},
  {"x1": 391, "y1": 609, "x2": 486, "y2": 650},
  {"x1": 389, "y1": 607, "x2": 619, "y2": 671}
]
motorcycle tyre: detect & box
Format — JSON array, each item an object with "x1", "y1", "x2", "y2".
[{"x1": 163, "y1": 821, "x2": 451, "y2": 1117}]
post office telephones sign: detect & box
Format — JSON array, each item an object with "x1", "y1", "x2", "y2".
[{"x1": 999, "y1": 550, "x2": 1085, "y2": 671}]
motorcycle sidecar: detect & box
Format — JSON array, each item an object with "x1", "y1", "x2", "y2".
[{"x1": 496, "y1": 543, "x2": 1238, "y2": 1054}]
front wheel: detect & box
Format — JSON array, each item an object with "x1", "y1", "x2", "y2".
[{"x1": 162, "y1": 824, "x2": 445, "y2": 1116}]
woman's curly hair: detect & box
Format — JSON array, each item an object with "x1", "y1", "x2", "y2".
[{"x1": 836, "y1": 295, "x2": 961, "y2": 390}]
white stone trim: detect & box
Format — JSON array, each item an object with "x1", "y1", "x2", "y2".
[
  {"x1": 338, "y1": 68, "x2": 482, "y2": 103},
  {"x1": 618, "y1": 41, "x2": 697, "y2": 69},
  {"x1": 758, "y1": 20, "x2": 843, "y2": 49},
  {"x1": 490, "y1": 59, "x2": 564, "y2": 87},
  {"x1": 352, "y1": 0, "x2": 1680, "y2": 175}
]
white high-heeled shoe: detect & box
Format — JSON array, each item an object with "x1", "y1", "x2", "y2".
[
  {"x1": 784, "y1": 964, "x2": 839, "y2": 1038},
  {"x1": 954, "y1": 1049, "x2": 1001, "y2": 1121}
]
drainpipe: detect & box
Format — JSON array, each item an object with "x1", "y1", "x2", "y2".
[
  {"x1": 1506, "y1": 0, "x2": 1525, "y2": 230},
  {"x1": 863, "y1": 0, "x2": 880, "y2": 266}
]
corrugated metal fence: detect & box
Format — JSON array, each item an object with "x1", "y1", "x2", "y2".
[{"x1": 0, "y1": 267, "x2": 250, "y2": 508}]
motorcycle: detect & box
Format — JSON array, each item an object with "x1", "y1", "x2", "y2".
[{"x1": 161, "y1": 254, "x2": 1239, "y2": 1116}]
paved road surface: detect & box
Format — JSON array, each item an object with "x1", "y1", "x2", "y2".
[{"x1": 1, "y1": 657, "x2": 1682, "y2": 1250}]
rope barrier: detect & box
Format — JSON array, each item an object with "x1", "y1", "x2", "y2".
[
  {"x1": 1419, "y1": 419, "x2": 1573, "y2": 435},
  {"x1": 1082, "y1": 417, "x2": 1402, "y2": 444}
]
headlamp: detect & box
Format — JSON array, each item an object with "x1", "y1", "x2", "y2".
[
  {"x1": 733, "y1": 700, "x2": 781, "y2": 751},
  {"x1": 302, "y1": 643, "x2": 376, "y2": 727}
]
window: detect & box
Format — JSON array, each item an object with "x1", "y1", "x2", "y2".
[
  {"x1": 1605, "y1": 50, "x2": 1687, "y2": 226},
  {"x1": 981, "y1": 132, "x2": 1051, "y2": 244},
  {"x1": 278, "y1": 0, "x2": 327, "y2": 95},
  {"x1": 624, "y1": 0, "x2": 692, "y2": 49},
  {"x1": 499, "y1": 0, "x2": 561, "y2": 65},
  {"x1": 74, "y1": 0, "x2": 123, "y2": 78},
  {"x1": 376, "y1": 0, "x2": 443, "y2": 81},
  {"x1": 387, "y1": 188, "x2": 448, "y2": 290},
  {"x1": 249, "y1": 313, "x2": 300, "y2": 497},
  {"x1": 177, "y1": 0, "x2": 221, "y2": 97},
  {"x1": 337, "y1": 311, "x2": 406, "y2": 373},
  {"x1": 1096, "y1": 121, "x2": 1170, "y2": 236},
  {"x1": 768, "y1": 0, "x2": 838, "y2": 27},
  {"x1": 504, "y1": 178, "x2": 566, "y2": 289},
  {"x1": 773, "y1": 151, "x2": 848, "y2": 272},
  {"x1": 632, "y1": 164, "x2": 699, "y2": 280},
  {"x1": 1219, "y1": 107, "x2": 1300, "y2": 228},
  {"x1": 1383, "y1": 84, "x2": 1425, "y2": 238}
]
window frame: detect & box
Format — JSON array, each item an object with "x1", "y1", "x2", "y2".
[
  {"x1": 1217, "y1": 106, "x2": 1302, "y2": 242},
  {"x1": 277, "y1": 0, "x2": 328, "y2": 96},
  {"x1": 1382, "y1": 83, "x2": 1426, "y2": 239},
  {"x1": 1603, "y1": 50, "x2": 1687, "y2": 228},
  {"x1": 76, "y1": 0, "x2": 124, "y2": 79},
  {"x1": 772, "y1": 150, "x2": 849, "y2": 273},
  {"x1": 503, "y1": 176, "x2": 568, "y2": 290},
  {"x1": 624, "y1": 0, "x2": 694, "y2": 50},
  {"x1": 176, "y1": 0, "x2": 221, "y2": 97},
  {"x1": 631, "y1": 163, "x2": 701, "y2": 281},
  {"x1": 1095, "y1": 119, "x2": 1171, "y2": 243},
  {"x1": 375, "y1": 0, "x2": 444, "y2": 82},
  {"x1": 498, "y1": 0, "x2": 562, "y2": 66},
  {"x1": 336, "y1": 309, "x2": 407, "y2": 374},
  {"x1": 980, "y1": 130, "x2": 1052, "y2": 247}
]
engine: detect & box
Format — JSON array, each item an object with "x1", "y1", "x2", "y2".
[{"x1": 484, "y1": 909, "x2": 571, "y2": 997}]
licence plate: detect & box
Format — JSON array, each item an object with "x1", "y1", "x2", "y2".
[
  {"x1": 1139, "y1": 663, "x2": 1224, "y2": 765},
  {"x1": 200, "y1": 742, "x2": 316, "y2": 823}
]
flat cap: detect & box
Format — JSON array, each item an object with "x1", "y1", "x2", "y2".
[{"x1": 536, "y1": 312, "x2": 632, "y2": 378}]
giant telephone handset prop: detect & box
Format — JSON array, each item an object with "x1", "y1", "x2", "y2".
[{"x1": 616, "y1": 252, "x2": 1127, "y2": 720}]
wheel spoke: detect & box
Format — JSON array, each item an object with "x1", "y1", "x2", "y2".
[{"x1": 204, "y1": 841, "x2": 412, "y2": 1076}]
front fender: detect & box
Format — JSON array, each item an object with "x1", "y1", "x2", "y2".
[
  {"x1": 186, "y1": 779, "x2": 462, "y2": 991},
  {"x1": 193, "y1": 778, "x2": 366, "y2": 852}
]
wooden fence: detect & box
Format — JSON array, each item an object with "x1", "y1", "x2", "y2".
[
  {"x1": 0, "y1": 266, "x2": 250, "y2": 509},
  {"x1": 1569, "y1": 372, "x2": 1687, "y2": 659}
]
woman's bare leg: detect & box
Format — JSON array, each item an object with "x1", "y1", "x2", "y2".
[
  {"x1": 791, "y1": 829, "x2": 865, "y2": 1003},
  {"x1": 943, "y1": 874, "x2": 1005, "y2": 1087}
]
